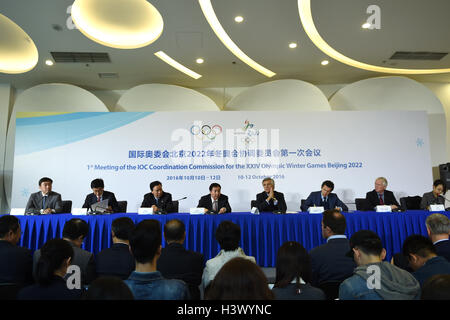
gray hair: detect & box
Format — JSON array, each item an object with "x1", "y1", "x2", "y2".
[
  {"x1": 376, "y1": 177, "x2": 388, "y2": 187},
  {"x1": 426, "y1": 213, "x2": 450, "y2": 235},
  {"x1": 262, "y1": 177, "x2": 275, "y2": 188}
]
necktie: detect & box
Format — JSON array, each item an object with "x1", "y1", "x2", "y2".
[
  {"x1": 213, "y1": 200, "x2": 218, "y2": 212},
  {"x1": 155, "y1": 198, "x2": 159, "y2": 206},
  {"x1": 42, "y1": 196, "x2": 48, "y2": 209},
  {"x1": 97, "y1": 196, "x2": 101, "y2": 202},
  {"x1": 379, "y1": 194, "x2": 384, "y2": 205}
]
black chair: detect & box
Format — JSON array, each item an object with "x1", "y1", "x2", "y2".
[
  {"x1": 355, "y1": 198, "x2": 369, "y2": 211},
  {"x1": 61, "y1": 200, "x2": 72, "y2": 213},
  {"x1": 172, "y1": 200, "x2": 179, "y2": 213},
  {"x1": 400, "y1": 196, "x2": 422, "y2": 211},
  {"x1": 250, "y1": 200, "x2": 258, "y2": 210},
  {"x1": 318, "y1": 281, "x2": 342, "y2": 300},
  {"x1": 117, "y1": 201, "x2": 127, "y2": 213},
  {"x1": 300, "y1": 199, "x2": 306, "y2": 211},
  {"x1": 0, "y1": 283, "x2": 21, "y2": 300}
]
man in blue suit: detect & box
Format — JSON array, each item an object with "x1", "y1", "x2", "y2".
[{"x1": 301, "y1": 180, "x2": 348, "y2": 212}]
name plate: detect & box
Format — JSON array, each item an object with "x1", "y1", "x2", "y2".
[
  {"x1": 429, "y1": 204, "x2": 445, "y2": 212},
  {"x1": 190, "y1": 208, "x2": 205, "y2": 215},
  {"x1": 138, "y1": 207, "x2": 154, "y2": 215},
  {"x1": 308, "y1": 206, "x2": 324, "y2": 214},
  {"x1": 72, "y1": 208, "x2": 87, "y2": 215},
  {"x1": 251, "y1": 207, "x2": 260, "y2": 215},
  {"x1": 376, "y1": 205, "x2": 392, "y2": 212},
  {"x1": 10, "y1": 208, "x2": 25, "y2": 215}
]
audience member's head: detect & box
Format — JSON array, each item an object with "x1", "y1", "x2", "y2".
[
  {"x1": 38, "y1": 177, "x2": 53, "y2": 194},
  {"x1": 111, "y1": 217, "x2": 135, "y2": 243},
  {"x1": 164, "y1": 219, "x2": 186, "y2": 244},
  {"x1": 402, "y1": 234, "x2": 437, "y2": 271},
  {"x1": 421, "y1": 274, "x2": 450, "y2": 300},
  {"x1": 62, "y1": 218, "x2": 89, "y2": 248},
  {"x1": 36, "y1": 239, "x2": 73, "y2": 285},
  {"x1": 322, "y1": 209, "x2": 346, "y2": 238},
  {"x1": 215, "y1": 221, "x2": 241, "y2": 252},
  {"x1": 205, "y1": 257, "x2": 274, "y2": 300},
  {"x1": 82, "y1": 277, "x2": 134, "y2": 300},
  {"x1": 274, "y1": 241, "x2": 312, "y2": 289},
  {"x1": 346, "y1": 230, "x2": 385, "y2": 266},
  {"x1": 425, "y1": 213, "x2": 450, "y2": 242},
  {"x1": 129, "y1": 220, "x2": 162, "y2": 265},
  {"x1": 321, "y1": 180, "x2": 334, "y2": 197},
  {"x1": 0, "y1": 215, "x2": 21, "y2": 244},
  {"x1": 150, "y1": 181, "x2": 163, "y2": 198}
]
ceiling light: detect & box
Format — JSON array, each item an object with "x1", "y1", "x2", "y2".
[
  {"x1": 154, "y1": 51, "x2": 202, "y2": 79},
  {"x1": 0, "y1": 13, "x2": 38, "y2": 74},
  {"x1": 71, "y1": 0, "x2": 164, "y2": 49},
  {"x1": 321, "y1": 60, "x2": 329, "y2": 66},
  {"x1": 289, "y1": 42, "x2": 297, "y2": 49},
  {"x1": 362, "y1": 22, "x2": 371, "y2": 29},
  {"x1": 45, "y1": 60, "x2": 54, "y2": 66},
  {"x1": 199, "y1": 0, "x2": 275, "y2": 77},
  {"x1": 196, "y1": 58, "x2": 204, "y2": 64},
  {"x1": 298, "y1": 0, "x2": 450, "y2": 74},
  {"x1": 234, "y1": 16, "x2": 244, "y2": 23}
]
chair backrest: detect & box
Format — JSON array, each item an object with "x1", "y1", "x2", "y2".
[
  {"x1": 172, "y1": 200, "x2": 179, "y2": 213},
  {"x1": 400, "y1": 196, "x2": 422, "y2": 211},
  {"x1": 355, "y1": 198, "x2": 368, "y2": 211},
  {"x1": 117, "y1": 201, "x2": 127, "y2": 213},
  {"x1": 300, "y1": 199, "x2": 306, "y2": 211},
  {"x1": 250, "y1": 200, "x2": 258, "y2": 210},
  {"x1": 0, "y1": 283, "x2": 21, "y2": 300},
  {"x1": 318, "y1": 281, "x2": 342, "y2": 300},
  {"x1": 61, "y1": 200, "x2": 72, "y2": 213}
]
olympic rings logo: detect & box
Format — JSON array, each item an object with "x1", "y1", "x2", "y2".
[{"x1": 190, "y1": 124, "x2": 223, "y2": 140}]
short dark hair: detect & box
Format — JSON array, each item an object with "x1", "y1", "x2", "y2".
[
  {"x1": 37, "y1": 239, "x2": 73, "y2": 285},
  {"x1": 0, "y1": 215, "x2": 20, "y2": 238},
  {"x1": 91, "y1": 178, "x2": 104, "y2": 189},
  {"x1": 205, "y1": 257, "x2": 274, "y2": 300},
  {"x1": 111, "y1": 217, "x2": 135, "y2": 241},
  {"x1": 209, "y1": 183, "x2": 221, "y2": 192},
  {"x1": 347, "y1": 230, "x2": 383, "y2": 257},
  {"x1": 421, "y1": 274, "x2": 450, "y2": 300},
  {"x1": 39, "y1": 177, "x2": 53, "y2": 186},
  {"x1": 402, "y1": 234, "x2": 436, "y2": 258},
  {"x1": 82, "y1": 277, "x2": 134, "y2": 300},
  {"x1": 275, "y1": 241, "x2": 312, "y2": 289},
  {"x1": 321, "y1": 180, "x2": 334, "y2": 191},
  {"x1": 164, "y1": 219, "x2": 185, "y2": 242},
  {"x1": 322, "y1": 209, "x2": 346, "y2": 234},
  {"x1": 129, "y1": 220, "x2": 161, "y2": 264},
  {"x1": 150, "y1": 181, "x2": 162, "y2": 191},
  {"x1": 215, "y1": 221, "x2": 240, "y2": 251},
  {"x1": 433, "y1": 179, "x2": 446, "y2": 192},
  {"x1": 62, "y1": 218, "x2": 89, "y2": 240}
]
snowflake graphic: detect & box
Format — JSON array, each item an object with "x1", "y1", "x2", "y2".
[
  {"x1": 416, "y1": 138, "x2": 424, "y2": 147},
  {"x1": 21, "y1": 188, "x2": 30, "y2": 198}
]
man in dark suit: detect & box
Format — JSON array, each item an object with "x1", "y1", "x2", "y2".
[
  {"x1": 33, "y1": 218, "x2": 96, "y2": 286},
  {"x1": 309, "y1": 209, "x2": 356, "y2": 289},
  {"x1": 157, "y1": 219, "x2": 205, "y2": 300},
  {"x1": 426, "y1": 213, "x2": 450, "y2": 262},
  {"x1": 82, "y1": 178, "x2": 119, "y2": 213},
  {"x1": 403, "y1": 235, "x2": 450, "y2": 286},
  {"x1": 365, "y1": 177, "x2": 399, "y2": 211},
  {"x1": 0, "y1": 216, "x2": 33, "y2": 288},
  {"x1": 141, "y1": 181, "x2": 175, "y2": 213},
  {"x1": 96, "y1": 217, "x2": 135, "y2": 279},
  {"x1": 255, "y1": 177, "x2": 287, "y2": 212},
  {"x1": 301, "y1": 180, "x2": 348, "y2": 212},
  {"x1": 197, "y1": 183, "x2": 231, "y2": 214},
  {"x1": 25, "y1": 177, "x2": 63, "y2": 214}
]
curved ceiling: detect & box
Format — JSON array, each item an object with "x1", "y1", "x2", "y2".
[{"x1": 0, "y1": 0, "x2": 448, "y2": 89}]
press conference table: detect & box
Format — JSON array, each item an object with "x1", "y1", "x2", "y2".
[{"x1": 12, "y1": 210, "x2": 450, "y2": 267}]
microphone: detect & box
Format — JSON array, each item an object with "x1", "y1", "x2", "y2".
[{"x1": 175, "y1": 197, "x2": 187, "y2": 201}]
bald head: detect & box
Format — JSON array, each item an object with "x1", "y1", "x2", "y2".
[{"x1": 164, "y1": 219, "x2": 186, "y2": 244}]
